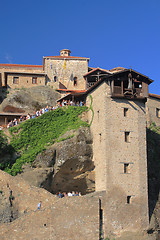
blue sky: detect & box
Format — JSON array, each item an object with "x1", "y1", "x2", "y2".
[{"x1": 0, "y1": 0, "x2": 159, "y2": 94}]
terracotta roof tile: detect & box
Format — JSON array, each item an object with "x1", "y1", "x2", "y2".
[
  {"x1": 43, "y1": 56, "x2": 89, "y2": 60},
  {"x1": 83, "y1": 67, "x2": 111, "y2": 77},
  {"x1": 149, "y1": 93, "x2": 160, "y2": 99},
  {"x1": 0, "y1": 64, "x2": 43, "y2": 68},
  {"x1": 109, "y1": 67, "x2": 126, "y2": 72},
  {"x1": 57, "y1": 89, "x2": 86, "y2": 93}
]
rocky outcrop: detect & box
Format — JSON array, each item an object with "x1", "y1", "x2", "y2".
[
  {"x1": 0, "y1": 173, "x2": 157, "y2": 240},
  {"x1": 146, "y1": 128, "x2": 160, "y2": 239},
  {"x1": 0, "y1": 126, "x2": 159, "y2": 239},
  {"x1": 16, "y1": 127, "x2": 95, "y2": 195},
  {"x1": 0, "y1": 187, "x2": 16, "y2": 223},
  {"x1": 0, "y1": 176, "x2": 101, "y2": 240},
  {"x1": 0, "y1": 86, "x2": 60, "y2": 113},
  {"x1": 0, "y1": 170, "x2": 56, "y2": 224}
]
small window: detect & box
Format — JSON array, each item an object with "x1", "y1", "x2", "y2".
[
  {"x1": 156, "y1": 108, "x2": 160, "y2": 118},
  {"x1": 134, "y1": 82, "x2": 142, "y2": 88},
  {"x1": 13, "y1": 77, "x2": 19, "y2": 84},
  {"x1": 124, "y1": 163, "x2": 130, "y2": 173},
  {"x1": 54, "y1": 76, "x2": 57, "y2": 82},
  {"x1": 127, "y1": 196, "x2": 131, "y2": 204},
  {"x1": 124, "y1": 108, "x2": 128, "y2": 117},
  {"x1": 125, "y1": 131, "x2": 130, "y2": 142},
  {"x1": 32, "y1": 77, "x2": 37, "y2": 84},
  {"x1": 97, "y1": 110, "x2": 100, "y2": 119},
  {"x1": 74, "y1": 77, "x2": 77, "y2": 86},
  {"x1": 114, "y1": 79, "x2": 121, "y2": 87}
]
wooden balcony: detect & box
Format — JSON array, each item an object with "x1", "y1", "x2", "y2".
[{"x1": 112, "y1": 86, "x2": 143, "y2": 99}]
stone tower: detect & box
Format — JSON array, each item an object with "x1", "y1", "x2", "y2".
[
  {"x1": 85, "y1": 68, "x2": 152, "y2": 236},
  {"x1": 43, "y1": 49, "x2": 89, "y2": 90},
  {"x1": 60, "y1": 49, "x2": 71, "y2": 56}
]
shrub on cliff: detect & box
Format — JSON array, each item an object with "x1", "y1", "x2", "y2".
[
  {"x1": 0, "y1": 131, "x2": 8, "y2": 155},
  {"x1": 2, "y1": 106, "x2": 88, "y2": 176}
]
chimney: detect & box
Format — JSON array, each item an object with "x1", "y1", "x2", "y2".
[{"x1": 60, "y1": 49, "x2": 71, "y2": 57}]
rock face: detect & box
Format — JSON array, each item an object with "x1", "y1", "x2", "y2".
[
  {"x1": 0, "y1": 187, "x2": 16, "y2": 223},
  {"x1": 0, "y1": 170, "x2": 56, "y2": 224},
  {"x1": 0, "y1": 128, "x2": 160, "y2": 239},
  {"x1": 147, "y1": 128, "x2": 160, "y2": 238},
  {"x1": 0, "y1": 86, "x2": 60, "y2": 113},
  {"x1": 0, "y1": 169, "x2": 157, "y2": 240},
  {"x1": 0, "y1": 170, "x2": 101, "y2": 240},
  {"x1": 16, "y1": 127, "x2": 95, "y2": 195}
]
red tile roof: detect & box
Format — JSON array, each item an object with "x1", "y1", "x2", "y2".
[
  {"x1": 0, "y1": 64, "x2": 43, "y2": 68},
  {"x1": 149, "y1": 93, "x2": 160, "y2": 99},
  {"x1": 57, "y1": 89, "x2": 86, "y2": 93},
  {"x1": 109, "y1": 67, "x2": 126, "y2": 72},
  {"x1": 43, "y1": 56, "x2": 89, "y2": 60},
  {"x1": 83, "y1": 67, "x2": 111, "y2": 77}
]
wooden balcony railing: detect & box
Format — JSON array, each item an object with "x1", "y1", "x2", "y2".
[{"x1": 112, "y1": 86, "x2": 143, "y2": 98}]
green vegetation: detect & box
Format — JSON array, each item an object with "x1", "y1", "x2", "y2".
[
  {"x1": 57, "y1": 134, "x2": 75, "y2": 142},
  {"x1": 0, "y1": 106, "x2": 88, "y2": 176},
  {"x1": 0, "y1": 131, "x2": 12, "y2": 155},
  {"x1": 89, "y1": 95, "x2": 94, "y2": 127},
  {"x1": 148, "y1": 122, "x2": 160, "y2": 134}
]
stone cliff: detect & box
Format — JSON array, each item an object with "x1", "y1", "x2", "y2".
[
  {"x1": 0, "y1": 169, "x2": 158, "y2": 240},
  {"x1": 0, "y1": 169, "x2": 101, "y2": 240},
  {"x1": 0, "y1": 86, "x2": 60, "y2": 113},
  {"x1": 0, "y1": 88, "x2": 160, "y2": 239},
  {"x1": 15, "y1": 127, "x2": 95, "y2": 195}
]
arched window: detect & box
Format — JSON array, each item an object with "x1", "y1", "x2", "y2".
[
  {"x1": 32, "y1": 77, "x2": 37, "y2": 84},
  {"x1": 74, "y1": 77, "x2": 77, "y2": 86}
]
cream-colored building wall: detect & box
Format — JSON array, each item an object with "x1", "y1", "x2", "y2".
[
  {"x1": 86, "y1": 81, "x2": 111, "y2": 192},
  {"x1": 146, "y1": 97, "x2": 160, "y2": 126},
  {"x1": 7, "y1": 74, "x2": 45, "y2": 89},
  {"x1": 45, "y1": 58, "x2": 88, "y2": 90},
  {"x1": 104, "y1": 98, "x2": 149, "y2": 233},
  {"x1": 86, "y1": 81, "x2": 149, "y2": 235},
  {"x1": 0, "y1": 66, "x2": 43, "y2": 86},
  {"x1": 105, "y1": 99, "x2": 147, "y2": 195}
]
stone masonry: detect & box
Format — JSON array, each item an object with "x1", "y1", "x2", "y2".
[
  {"x1": 86, "y1": 80, "x2": 149, "y2": 237},
  {"x1": 0, "y1": 49, "x2": 160, "y2": 238},
  {"x1": 44, "y1": 58, "x2": 88, "y2": 90},
  {"x1": 0, "y1": 49, "x2": 89, "y2": 90},
  {"x1": 0, "y1": 64, "x2": 44, "y2": 88},
  {"x1": 146, "y1": 94, "x2": 160, "y2": 126}
]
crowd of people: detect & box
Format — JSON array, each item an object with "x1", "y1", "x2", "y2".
[
  {"x1": 57, "y1": 191, "x2": 82, "y2": 198},
  {"x1": 60, "y1": 99, "x2": 84, "y2": 107},
  {"x1": 37, "y1": 191, "x2": 82, "y2": 210},
  {"x1": 6, "y1": 99, "x2": 85, "y2": 129}
]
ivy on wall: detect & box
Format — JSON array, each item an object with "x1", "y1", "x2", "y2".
[{"x1": 89, "y1": 95, "x2": 94, "y2": 127}]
